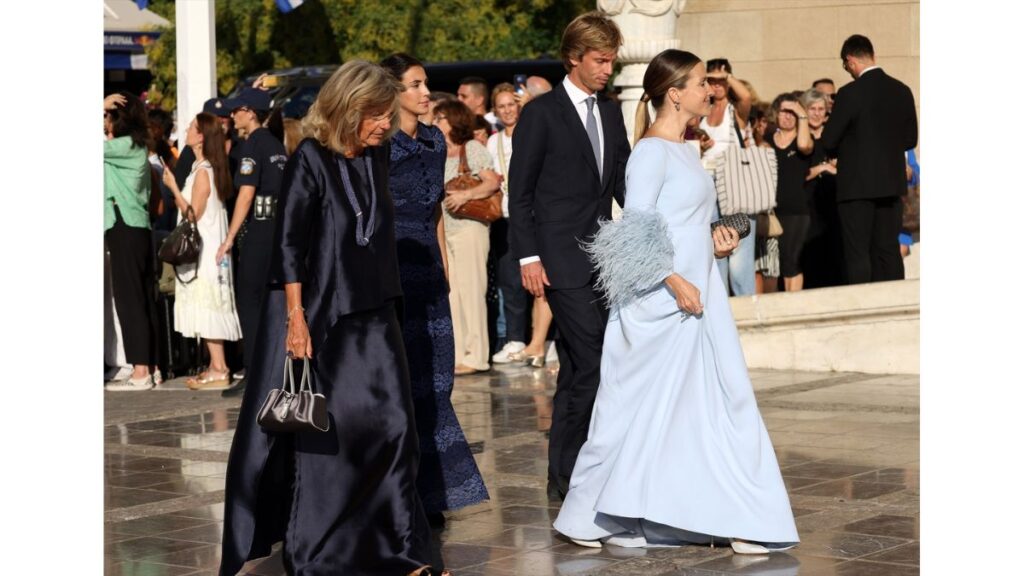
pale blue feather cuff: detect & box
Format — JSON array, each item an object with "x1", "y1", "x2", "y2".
[{"x1": 582, "y1": 209, "x2": 675, "y2": 309}]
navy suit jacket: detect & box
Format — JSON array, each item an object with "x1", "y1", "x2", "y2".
[
  {"x1": 508, "y1": 82, "x2": 631, "y2": 289},
  {"x1": 820, "y1": 68, "x2": 918, "y2": 202}
]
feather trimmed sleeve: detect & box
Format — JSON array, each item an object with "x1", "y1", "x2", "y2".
[{"x1": 582, "y1": 209, "x2": 674, "y2": 309}]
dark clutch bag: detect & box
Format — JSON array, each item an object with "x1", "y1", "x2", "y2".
[
  {"x1": 159, "y1": 205, "x2": 203, "y2": 266},
  {"x1": 257, "y1": 357, "x2": 330, "y2": 433},
  {"x1": 710, "y1": 212, "x2": 751, "y2": 239}
]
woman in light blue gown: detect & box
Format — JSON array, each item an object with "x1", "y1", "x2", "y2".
[{"x1": 552, "y1": 49, "x2": 799, "y2": 555}]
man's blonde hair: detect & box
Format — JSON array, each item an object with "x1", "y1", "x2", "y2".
[
  {"x1": 560, "y1": 10, "x2": 623, "y2": 72},
  {"x1": 302, "y1": 60, "x2": 402, "y2": 154}
]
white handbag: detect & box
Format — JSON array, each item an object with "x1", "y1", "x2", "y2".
[{"x1": 714, "y1": 144, "x2": 778, "y2": 216}]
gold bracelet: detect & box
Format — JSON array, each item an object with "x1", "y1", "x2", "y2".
[{"x1": 287, "y1": 305, "x2": 304, "y2": 318}]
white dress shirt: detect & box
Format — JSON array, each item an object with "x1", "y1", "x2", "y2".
[{"x1": 519, "y1": 76, "x2": 605, "y2": 267}]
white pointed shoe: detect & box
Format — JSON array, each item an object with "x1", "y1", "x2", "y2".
[
  {"x1": 730, "y1": 539, "x2": 797, "y2": 554},
  {"x1": 569, "y1": 537, "x2": 603, "y2": 548},
  {"x1": 730, "y1": 540, "x2": 769, "y2": 554}
]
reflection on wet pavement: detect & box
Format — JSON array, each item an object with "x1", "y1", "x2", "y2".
[{"x1": 105, "y1": 365, "x2": 919, "y2": 575}]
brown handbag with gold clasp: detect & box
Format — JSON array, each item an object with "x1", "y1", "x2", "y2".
[{"x1": 445, "y1": 145, "x2": 502, "y2": 223}]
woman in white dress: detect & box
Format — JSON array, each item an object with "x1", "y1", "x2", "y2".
[
  {"x1": 552, "y1": 49, "x2": 799, "y2": 555},
  {"x1": 161, "y1": 112, "x2": 242, "y2": 390}
]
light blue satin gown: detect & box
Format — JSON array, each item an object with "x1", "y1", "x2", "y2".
[{"x1": 552, "y1": 137, "x2": 799, "y2": 546}]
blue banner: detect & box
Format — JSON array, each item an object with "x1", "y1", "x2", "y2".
[
  {"x1": 275, "y1": 0, "x2": 305, "y2": 13},
  {"x1": 104, "y1": 32, "x2": 161, "y2": 54}
]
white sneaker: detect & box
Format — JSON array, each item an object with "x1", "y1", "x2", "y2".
[
  {"x1": 108, "y1": 365, "x2": 134, "y2": 381},
  {"x1": 105, "y1": 375, "x2": 155, "y2": 391},
  {"x1": 546, "y1": 340, "x2": 558, "y2": 363},
  {"x1": 492, "y1": 341, "x2": 526, "y2": 364},
  {"x1": 605, "y1": 533, "x2": 648, "y2": 548},
  {"x1": 152, "y1": 369, "x2": 163, "y2": 386}
]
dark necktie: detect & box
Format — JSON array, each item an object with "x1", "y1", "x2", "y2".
[{"x1": 585, "y1": 96, "x2": 602, "y2": 179}]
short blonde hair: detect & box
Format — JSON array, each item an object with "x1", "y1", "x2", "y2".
[
  {"x1": 560, "y1": 10, "x2": 623, "y2": 72},
  {"x1": 490, "y1": 82, "x2": 516, "y2": 109},
  {"x1": 302, "y1": 60, "x2": 402, "y2": 154}
]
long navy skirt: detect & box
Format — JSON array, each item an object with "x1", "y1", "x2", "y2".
[{"x1": 220, "y1": 295, "x2": 431, "y2": 576}]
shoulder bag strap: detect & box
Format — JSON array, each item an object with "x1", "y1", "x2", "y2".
[
  {"x1": 459, "y1": 144, "x2": 471, "y2": 176},
  {"x1": 731, "y1": 104, "x2": 746, "y2": 149},
  {"x1": 496, "y1": 135, "x2": 509, "y2": 191}
]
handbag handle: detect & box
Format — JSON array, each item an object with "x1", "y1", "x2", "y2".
[
  {"x1": 458, "y1": 144, "x2": 471, "y2": 177},
  {"x1": 183, "y1": 204, "x2": 197, "y2": 224},
  {"x1": 279, "y1": 357, "x2": 315, "y2": 394},
  {"x1": 732, "y1": 104, "x2": 746, "y2": 150}
]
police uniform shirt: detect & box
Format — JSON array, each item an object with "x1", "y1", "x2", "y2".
[{"x1": 235, "y1": 127, "x2": 288, "y2": 221}]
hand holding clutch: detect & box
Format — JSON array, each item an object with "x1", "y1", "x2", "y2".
[
  {"x1": 711, "y1": 224, "x2": 741, "y2": 259},
  {"x1": 709, "y1": 213, "x2": 750, "y2": 240}
]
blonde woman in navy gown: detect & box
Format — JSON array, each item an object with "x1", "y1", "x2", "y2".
[
  {"x1": 553, "y1": 49, "x2": 799, "y2": 554},
  {"x1": 220, "y1": 61, "x2": 442, "y2": 576}
]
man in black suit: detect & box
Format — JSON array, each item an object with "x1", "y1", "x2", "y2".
[
  {"x1": 821, "y1": 34, "x2": 918, "y2": 284},
  {"x1": 508, "y1": 10, "x2": 631, "y2": 499}
]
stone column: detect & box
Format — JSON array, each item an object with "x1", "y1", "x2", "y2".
[
  {"x1": 599, "y1": 0, "x2": 687, "y2": 146},
  {"x1": 175, "y1": 0, "x2": 217, "y2": 136}
]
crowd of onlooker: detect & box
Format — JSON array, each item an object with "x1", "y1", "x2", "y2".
[
  {"x1": 104, "y1": 47, "x2": 920, "y2": 387},
  {"x1": 684, "y1": 60, "x2": 919, "y2": 297}
]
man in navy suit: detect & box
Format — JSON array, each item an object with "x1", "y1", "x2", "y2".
[
  {"x1": 509, "y1": 10, "x2": 631, "y2": 499},
  {"x1": 821, "y1": 34, "x2": 918, "y2": 284}
]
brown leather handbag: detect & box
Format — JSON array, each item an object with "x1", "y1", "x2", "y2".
[{"x1": 445, "y1": 145, "x2": 502, "y2": 223}]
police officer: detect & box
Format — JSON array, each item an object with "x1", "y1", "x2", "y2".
[{"x1": 217, "y1": 87, "x2": 287, "y2": 397}]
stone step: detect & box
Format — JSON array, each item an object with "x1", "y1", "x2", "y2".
[{"x1": 731, "y1": 278, "x2": 920, "y2": 375}]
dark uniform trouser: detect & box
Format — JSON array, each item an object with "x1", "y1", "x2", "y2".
[
  {"x1": 237, "y1": 221, "x2": 275, "y2": 370},
  {"x1": 106, "y1": 206, "x2": 158, "y2": 366},
  {"x1": 837, "y1": 197, "x2": 904, "y2": 285},
  {"x1": 544, "y1": 283, "x2": 609, "y2": 496}
]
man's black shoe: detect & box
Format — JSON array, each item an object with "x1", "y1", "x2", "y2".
[
  {"x1": 547, "y1": 481, "x2": 566, "y2": 502},
  {"x1": 222, "y1": 377, "x2": 247, "y2": 398}
]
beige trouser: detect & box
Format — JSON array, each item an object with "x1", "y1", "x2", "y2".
[{"x1": 446, "y1": 219, "x2": 491, "y2": 370}]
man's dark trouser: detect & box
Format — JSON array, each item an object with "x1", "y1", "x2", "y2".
[
  {"x1": 495, "y1": 219, "x2": 529, "y2": 344},
  {"x1": 837, "y1": 196, "x2": 904, "y2": 285},
  {"x1": 544, "y1": 283, "x2": 608, "y2": 497}
]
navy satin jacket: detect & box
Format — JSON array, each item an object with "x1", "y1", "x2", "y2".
[{"x1": 269, "y1": 137, "x2": 402, "y2": 350}]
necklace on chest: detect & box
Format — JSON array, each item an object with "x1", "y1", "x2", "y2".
[{"x1": 335, "y1": 154, "x2": 378, "y2": 247}]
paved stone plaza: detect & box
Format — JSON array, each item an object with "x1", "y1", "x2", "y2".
[{"x1": 105, "y1": 363, "x2": 919, "y2": 575}]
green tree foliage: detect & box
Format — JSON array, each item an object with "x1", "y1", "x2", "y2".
[{"x1": 144, "y1": 0, "x2": 592, "y2": 111}]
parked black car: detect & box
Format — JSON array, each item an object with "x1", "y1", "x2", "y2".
[{"x1": 227, "y1": 59, "x2": 569, "y2": 119}]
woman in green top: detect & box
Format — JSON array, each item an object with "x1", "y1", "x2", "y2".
[{"x1": 104, "y1": 92, "x2": 159, "y2": 391}]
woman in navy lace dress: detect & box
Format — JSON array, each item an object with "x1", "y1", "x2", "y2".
[{"x1": 382, "y1": 53, "x2": 489, "y2": 524}]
